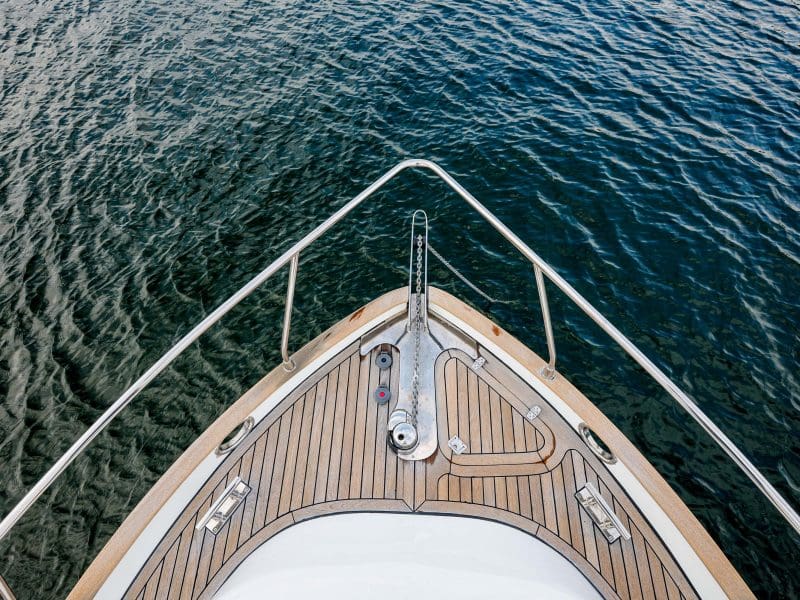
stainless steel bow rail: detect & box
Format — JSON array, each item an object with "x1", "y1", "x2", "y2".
[{"x1": 0, "y1": 159, "x2": 798, "y2": 549}]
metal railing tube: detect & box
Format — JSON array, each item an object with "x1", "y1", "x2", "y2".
[
  {"x1": 533, "y1": 264, "x2": 557, "y2": 380},
  {"x1": 280, "y1": 253, "x2": 300, "y2": 371},
  {"x1": 0, "y1": 161, "x2": 412, "y2": 544},
  {"x1": 0, "y1": 574, "x2": 16, "y2": 600},
  {"x1": 414, "y1": 160, "x2": 800, "y2": 536},
  {"x1": 1, "y1": 157, "x2": 797, "y2": 548}
]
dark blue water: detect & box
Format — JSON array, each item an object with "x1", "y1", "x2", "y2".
[{"x1": 1, "y1": 0, "x2": 798, "y2": 597}]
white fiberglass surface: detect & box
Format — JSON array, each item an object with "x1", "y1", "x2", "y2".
[{"x1": 214, "y1": 512, "x2": 602, "y2": 599}]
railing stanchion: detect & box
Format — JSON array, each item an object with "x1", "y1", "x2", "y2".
[
  {"x1": 533, "y1": 264, "x2": 557, "y2": 380},
  {"x1": 281, "y1": 253, "x2": 299, "y2": 371}
]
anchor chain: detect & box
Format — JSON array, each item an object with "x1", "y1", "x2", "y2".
[{"x1": 410, "y1": 233, "x2": 423, "y2": 428}]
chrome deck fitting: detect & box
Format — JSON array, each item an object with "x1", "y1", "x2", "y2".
[{"x1": 575, "y1": 483, "x2": 630, "y2": 544}]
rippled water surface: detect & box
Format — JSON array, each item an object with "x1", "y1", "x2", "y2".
[{"x1": 1, "y1": 0, "x2": 799, "y2": 597}]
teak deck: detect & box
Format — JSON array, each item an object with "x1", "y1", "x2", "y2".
[
  {"x1": 73, "y1": 288, "x2": 753, "y2": 600},
  {"x1": 123, "y1": 343, "x2": 696, "y2": 600}
]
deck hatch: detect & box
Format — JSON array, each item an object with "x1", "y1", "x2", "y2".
[
  {"x1": 197, "y1": 477, "x2": 251, "y2": 535},
  {"x1": 575, "y1": 483, "x2": 630, "y2": 543}
]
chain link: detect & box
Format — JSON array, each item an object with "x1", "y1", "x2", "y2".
[{"x1": 410, "y1": 233, "x2": 423, "y2": 428}]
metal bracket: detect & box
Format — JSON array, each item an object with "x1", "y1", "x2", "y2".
[
  {"x1": 448, "y1": 436, "x2": 467, "y2": 455},
  {"x1": 392, "y1": 294, "x2": 439, "y2": 461},
  {"x1": 471, "y1": 357, "x2": 486, "y2": 371},
  {"x1": 0, "y1": 575, "x2": 16, "y2": 600},
  {"x1": 361, "y1": 303, "x2": 479, "y2": 462},
  {"x1": 526, "y1": 406, "x2": 541, "y2": 422}
]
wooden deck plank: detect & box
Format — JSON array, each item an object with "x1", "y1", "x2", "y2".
[
  {"x1": 482, "y1": 476, "x2": 496, "y2": 507},
  {"x1": 552, "y1": 463, "x2": 572, "y2": 545},
  {"x1": 372, "y1": 376, "x2": 389, "y2": 500},
  {"x1": 448, "y1": 474, "x2": 460, "y2": 502},
  {"x1": 500, "y1": 397, "x2": 515, "y2": 455},
  {"x1": 315, "y1": 367, "x2": 339, "y2": 504},
  {"x1": 506, "y1": 477, "x2": 520, "y2": 514},
  {"x1": 253, "y1": 422, "x2": 279, "y2": 531},
  {"x1": 478, "y1": 378, "x2": 492, "y2": 454},
  {"x1": 524, "y1": 419, "x2": 535, "y2": 451},
  {"x1": 201, "y1": 525, "x2": 225, "y2": 595},
  {"x1": 247, "y1": 426, "x2": 280, "y2": 545},
  {"x1": 528, "y1": 475, "x2": 545, "y2": 524},
  {"x1": 360, "y1": 352, "x2": 379, "y2": 499},
  {"x1": 290, "y1": 390, "x2": 316, "y2": 511},
  {"x1": 467, "y1": 366, "x2": 481, "y2": 455},
  {"x1": 264, "y1": 413, "x2": 292, "y2": 524},
  {"x1": 337, "y1": 354, "x2": 361, "y2": 500},
  {"x1": 494, "y1": 476, "x2": 508, "y2": 510},
  {"x1": 631, "y1": 523, "x2": 657, "y2": 600},
  {"x1": 600, "y1": 479, "x2": 631, "y2": 600},
  {"x1": 572, "y1": 451, "x2": 600, "y2": 570},
  {"x1": 457, "y1": 366, "x2": 473, "y2": 500},
  {"x1": 517, "y1": 473, "x2": 532, "y2": 519},
  {"x1": 400, "y1": 459, "x2": 415, "y2": 508},
  {"x1": 523, "y1": 420, "x2": 539, "y2": 452},
  {"x1": 301, "y1": 381, "x2": 327, "y2": 507},
  {"x1": 238, "y1": 432, "x2": 267, "y2": 545},
  {"x1": 512, "y1": 410, "x2": 526, "y2": 453},
  {"x1": 445, "y1": 358, "x2": 459, "y2": 446},
  {"x1": 664, "y1": 570, "x2": 682, "y2": 600},
  {"x1": 326, "y1": 358, "x2": 351, "y2": 501},
  {"x1": 141, "y1": 559, "x2": 163, "y2": 600},
  {"x1": 438, "y1": 475, "x2": 449, "y2": 500},
  {"x1": 489, "y1": 388, "x2": 504, "y2": 453},
  {"x1": 456, "y1": 360, "x2": 471, "y2": 451},
  {"x1": 540, "y1": 470, "x2": 558, "y2": 534},
  {"x1": 153, "y1": 537, "x2": 180, "y2": 600},
  {"x1": 620, "y1": 512, "x2": 646, "y2": 600},
  {"x1": 561, "y1": 452, "x2": 585, "y2": 556},
  {"x1": 647, "y1": 541, "x2": 670, "y2": 600},
  {"x1": 471, "y1": 477, "x2": 484, "y2": 505},
  {"x1": 166, "y1": 525, "x2": 193, "y2": 600},
  {"x1": 372, "y1": 361, "x2": 390, "y2": 498},
  {"x1": 383, "y1": 348, "x2": 400, "y2": 500},
  {"x1": 414, "y1": 460, "x2": 426, "y2": 509},
  {"x1": 277, "y1": 397, "x2": 305, "y2": 517},
  {"x1": 349, "y1": 351, "x2": 371, "y2": 498}
]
